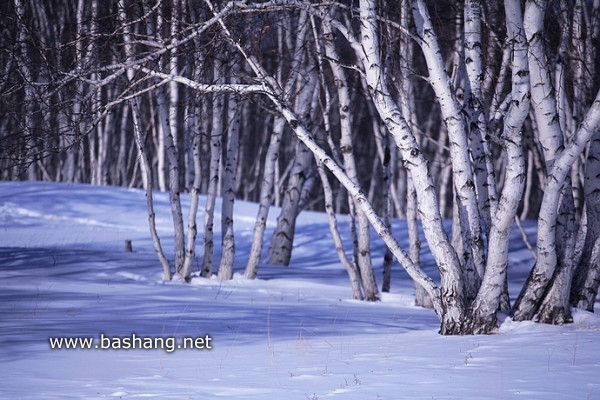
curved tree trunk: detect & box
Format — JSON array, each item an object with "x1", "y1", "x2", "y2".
[
  {"x1": 131, "y1": 98, "x2": 172, "y2": 282},
  {"x1": 209, "y1": 3, "x2": 445, "y2": 314},
  {"x1": 408, "y1": 173, "x2": 431, "y2": 308},
  {"x1": 463, "y1": 0, "x2": 530, "y2": 334},
  {"x1": 245, "y1": 10, "x2": 311, "y2": 278},
  {"x1": 571, "y1": 131, "x2": 600, "y2": 311},
  {"x1": 358, "y1": 0, "x2": 463, "y2": 332},
  {"x1": 464, "y1": 0, "x2": 497, "y2": 236},
  {"x1": 412, "y1": 0, "x2": 486, "y2": 304},
  {"x1": 512, "y1": 88, "x2": 600, "y2": 320},
  {"x1": 536, "y1": 181, "x2": 577, "y2": 324},
  {"x1": 512, "y1": 0, "x2": 600, "y2": 322},
  {"x1": 180, "y1": 99, "x2": 204, "y2": 282},
  {"x1": 267, "y1": 67, "x2": 317, "y2": 266},
  {"x1": 267, "y1": 10, "x2": 314, "y2": 267},
  {"x1": 120, "y1": 0, "x2": 171, "y2": 281},
  {"x1": 244, "y1": 116, "x2": 282, "y2": 279}
]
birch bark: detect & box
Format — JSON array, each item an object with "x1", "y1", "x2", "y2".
[
  {"x1": 120, "y1": 0, "x2": 171, "y2": 280},
  {"x1": 130, "y1": 98, "x2": 172, "y2": 281},
  {"x1": 267, "y1": 11, "x2": 314, "y2": 267},
  {"x1": 154, "y1": 84, "x2": 186, "y2": 275},
  {"x1": 201, "y1": 56, "x2": 224, "y2": 277},
  {"x1": 179, "y1": 103, "x2": 202, "y2": 282},
  {"x1": 357, "y1": 0, "x2": 463, "y2": 331},
  {"x1": 513, "y1": 88, "x2": 600, "y2": 320},
  {"x1": 312, "y1": 18, "x2": 365, "y2": 298},
  {"x1": 571, "y1": 131, "x2": 600, "y2": 311},
  {"x1": 398, "y1": 0, "x2": 428, "y2": 306},
  {"x1": 465, "y1": 0, "x2": 530, "y2": 333},
  {"x1": 244, "y1": 116, "x2": 284, "y2": 278},
  {"x1": 142, "y1": 3, "x2": 167, "y2": 192},
  {"x1": 411, "y1": 0, "x2": 485, "y2": 303},
  {"x1": 218, "y1": 89, "x2": 241, "y2": 280},
  {"x1": 322, "y1": 17, "x2": 379, "y2": 301},
  {"x1": 317, "y1": 161, "x2": 364, "y2": 300},
  {"x1": 464, "y1": 0, "x2": 497, "y2": 234}
]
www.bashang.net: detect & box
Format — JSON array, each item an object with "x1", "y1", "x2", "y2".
[{"x1": 48, "y1": 333, "x2": 212, "y2": 353}]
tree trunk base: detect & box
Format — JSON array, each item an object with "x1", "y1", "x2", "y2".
[
  {"x1": 575, "y1": 296, "x2": 596, "y2": 312},
  {"x1": 364, "y1": 292, "x2": 380, "y2": 302},
  {"x1": 537, "y1": 305, "x2": 573, "y2": 325},
  {"x1": 460, "y1": 308, "x2": 499, "y2": 335},
  {"x1": 414, "y1": 283, "x2": 434, "y2": 308},
  {"x1": 439, "y1": 317, "x2": 466, "y2": 335}
]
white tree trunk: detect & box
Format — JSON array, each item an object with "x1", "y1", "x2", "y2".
[
  {"x1": 130, "y1": 99, "x2": 172, "y2": 281},
  {"x1": 120, "y1": 0, "x2": 171, "y2": 281},
  {"x1": 358, "y1": 0, "x2": 463, "y2": 332},
  {"x1": 412, "y1": 0, "x2": 485, "y2": 303},
  {"x1": 267, "y1": 65, "x2": 317, "y2": 266},
  {"x1": 169, "y1": 0, "x2": 181, "y2": 147},
  {"x1": 573, "y1": 239, "x2": 600, "y2": 311},
  {"x1": 323, "y1": 18, "x2": 379, "y2": 301},
  {"x1": 536, "y1": 182, "x2": 577, "y2": 324},
  {"x1": 244, "y1": 116, "x2": 284, "y2": 279},
  {"x1": 180, "y1": 100, "x2": 204, "y2": 282},
  {"x1": 267, "y1": 141, "x2": 313, "y2": 265},
  {"x1": 312, "y1": 23, "x2": 367, "y2": 297},
  {"x1": 141, "y1": 2, "x2": 167, "y2": 192},
  {"x1": 398, "y1": 0, "x2": 429, "y2": 306},
  {"x1": 266, "y1": 11, "x2": 315, "y2": 267},
  {"x1": 408, "y1": 174, "x2": 431, "y2": 308},
  {"x1": 513, "y1": 87, "x2": 600, "y2": 320},
  {"x1": 374, "y1": 125, "x2": 394, "y2": 294},
  {"x1": 464, "y1": 0, "x2": 497, "y2": 234},
  {"x1": 572, "y1": 131, "x2": 600, "y2": 311},
  {"x1": 267, "y1": 93, "x2": 444, "y2": 313},
  {"x1": 465, "y1": 0, "x2": 530, "y2": 333},
  {"x1": 525, "y1": 0, "x2": 563, "y2": 171},
  {"x1": 317, "y1": 161, "x2": 364, "y2": 300},
  {"x1": 229, "y1": 6, "x2": 310, "y2": 279},
  {"x1": 201, "y1": 70, "x2": 224, "y2": 277},
  {"x1": 218, "y1": 92, "x2": 241, "y2": 280},
  {"x1": 155, "y1": 84, "x2": 186, "y2": 275}
]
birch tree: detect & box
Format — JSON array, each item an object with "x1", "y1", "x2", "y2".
[
  {"x1": 218, "y1": 73, "x2": 242, "y2": 280},
  {"x1": 321, "y1": 13, "x2": 379, "y2": 301},
  {"x1": 512, "y1": 0, "x2": 600, "y2": 324},
  {"x1": 267, "y1": 11, "x2": 316, "y2": 267},
  {"x1": 244, "y1": 114, "x2": 285, "y2": 279},
  {"x1": 412, "y1": 0, "x2": 487, "y2": 304},
  {"x1": 465, "y1": 0, "x2": 530, "y2": 333},
  {"x1": 245, "y1": 11, "x2": 324, "y2": 278},
  {"x1": 571, "y1": 130, "x2": 600, "y2": 311},
  {"x1": 201, "y1": 55, "x2": 225, "y2": 278},
  {"x1": 120, "y1": 0, "x2": 172, "y2": 281}
]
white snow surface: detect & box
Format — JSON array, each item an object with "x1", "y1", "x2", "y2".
[{"x1": 1, "y1": 181, "x2": 599, "y2": 399}]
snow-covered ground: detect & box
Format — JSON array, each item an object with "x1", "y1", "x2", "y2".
[{"x1": 1, "y1": 181, "x2": 599, "y2": 399}]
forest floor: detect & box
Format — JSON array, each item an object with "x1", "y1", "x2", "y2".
[{"x1": 1, "y1": 181, "x2": 599, "y2": 399}]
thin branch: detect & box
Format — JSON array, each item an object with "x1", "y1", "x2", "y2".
[{"x1": 514, "y1": 216, "x2": 537, "y2": 260}]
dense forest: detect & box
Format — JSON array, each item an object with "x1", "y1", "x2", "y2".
[{"x1": 1, "y1": 0, "x2": 600, "y2": 335}]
